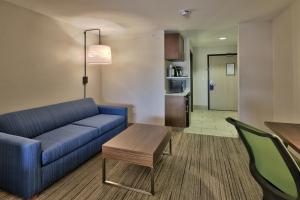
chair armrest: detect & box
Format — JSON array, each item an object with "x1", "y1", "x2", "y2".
[
  {"x1": 0, "y1": 132, "x2": 42, "y2": 198},
  {"x1": 98, "y1": 105, "x2": 128, "y2": 125}
]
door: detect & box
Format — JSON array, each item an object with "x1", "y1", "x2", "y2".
[{"x1": 208, "y1": 54, "x2": 238, "y2": 111}]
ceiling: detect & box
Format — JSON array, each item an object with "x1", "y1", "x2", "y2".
[
  {"x1": 5, "y1": 0, "x2": 294, "y2": 47},
  {"x1": 183, "y1": 27, "x2": 238, "y2": 48}
]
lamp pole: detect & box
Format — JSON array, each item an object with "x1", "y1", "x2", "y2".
[{"x1": 83, "y1": 29, "x2": 101, "y2": 98}]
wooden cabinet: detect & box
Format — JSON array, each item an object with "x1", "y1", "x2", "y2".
[
  {"x1": 164, "y1": 33, "x2": 184, "y2": 61},
  {"x1": 165, "y1": 94, "x2": 190, "y2": 128}
]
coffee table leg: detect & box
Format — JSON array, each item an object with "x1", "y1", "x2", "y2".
[
  {"x1": 102, "y1": 158, "x2": 106, "y2": 183},
  {"x1": 151, "y1": 167, "x2": 155, "y2": 195},
  {"x1": 169, "y1": 138, "x2": 172, "y2": 155},
  {"x1": 102, "y1": 158, "x2": 155, "y2": 196},
  {"x1": 164, "y1": 138, "x2": 172, "y2": 155}
]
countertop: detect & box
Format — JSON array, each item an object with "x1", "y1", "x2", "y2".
[{"x1": 165, "y1": 89, "x2": 190, "y2": 96}]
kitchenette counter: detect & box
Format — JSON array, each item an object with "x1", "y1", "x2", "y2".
[{"x1": 165, "y1": 89, "x2": 190, "y2": 96}]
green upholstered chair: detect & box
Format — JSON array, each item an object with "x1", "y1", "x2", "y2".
[{"x1": 226, "y1": 117, "x2": 300, "y2": 200}]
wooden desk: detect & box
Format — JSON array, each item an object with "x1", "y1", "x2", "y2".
[{"x1": 265, "y1": 121, "x2": 300, "y2": 154}]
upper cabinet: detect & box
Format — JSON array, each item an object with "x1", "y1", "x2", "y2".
[{"x1": 164, "y1": 33, "x2": 184, "y2": 61}]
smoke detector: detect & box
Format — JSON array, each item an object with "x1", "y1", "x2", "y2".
[{"x1": 179, "y1": 9, "x2": 192, "y2": 17}]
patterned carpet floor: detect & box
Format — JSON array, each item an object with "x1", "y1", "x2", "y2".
[{"x1": 0, "y1": 132, "x2": 262, "y2": 200}]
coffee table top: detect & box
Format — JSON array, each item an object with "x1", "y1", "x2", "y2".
[
  {"x1": 102, "y1": 124, "x2": 171, "y2": 167},
  {"x1": 103, "y1": 124, "x2": 170, "y2": 154}
]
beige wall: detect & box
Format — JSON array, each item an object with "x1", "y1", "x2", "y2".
[
  {"x1": 101, "y1": 31, "x2": 165, "y2": 125},
  {"x1": 3, "y1": 0, "x2": 298, "y2": 129},
  {"x1": 237, "y1": 1, "x2": 300, "y2": 129},
  {"x1": 0, "y1": 1, "x2": 101, "y2": 114},
  {"x1": 193, "y1": 45, "x2": 237, "y2": 107},
  {"x1": 272, "y1": 0, "x2": 300, "y2": 123},
  {"x1": 238, "y1": 22, "x2": 273, "y2": 129}
]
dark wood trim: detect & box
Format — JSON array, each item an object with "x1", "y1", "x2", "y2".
[
  {"x1": 207, "y1": 54, "x2": 210, "y2": 110},
  {"x1": 190, "y1": 50, "x2": 194, "y2": 112},
  {"x1": 207, "y1": 53, "x2": 237, "y2": 110}
]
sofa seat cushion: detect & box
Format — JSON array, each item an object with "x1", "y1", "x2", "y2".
[
  {"x1": 73, "y1": 114, "x2": 125, "y2": 135},
  {"x1": 34, "y1": 124, "x2": 99, "y2": 166}
]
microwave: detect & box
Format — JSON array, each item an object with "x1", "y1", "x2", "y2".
[{"x1": 168, "y1": 80, "x2": 185, "y2": 93}]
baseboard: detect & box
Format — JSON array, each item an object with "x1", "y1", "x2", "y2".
[{"x1": 193, "y1": 105, "x2": 208, "y2": 110}]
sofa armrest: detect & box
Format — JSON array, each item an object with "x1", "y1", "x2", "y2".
[
  {"x1": 98, "y1": 105, "x2": 128, "y2": 125},
  {"x1": 0, "y1": 132, "x2": 42, "y2": 198}
]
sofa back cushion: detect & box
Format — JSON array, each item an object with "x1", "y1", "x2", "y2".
[{"x1": 0, "y1": 98, "x2": 99, "y2": 138}]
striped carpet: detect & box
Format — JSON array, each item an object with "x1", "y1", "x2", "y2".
[{"x1": 0, "y1": 132, "x2": 262, "y2": 200}]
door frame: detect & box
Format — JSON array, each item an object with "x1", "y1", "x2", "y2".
[
  {"x1": 190, "y1": 50, "x2": 194, "y2": 112},
  {"x1": 207, "y1": 53, "x2": 238, "y2": 110}
]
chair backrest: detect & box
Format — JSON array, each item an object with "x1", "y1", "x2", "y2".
[
  {"x1": 226, "y1": 117, "x2": 300, "y2": 200},
  {"x1": 0, "y1": 98, "x2": 99, "y2": 138}
]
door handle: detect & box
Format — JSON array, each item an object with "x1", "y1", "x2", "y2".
[{"x1": 209, "y1": 80, "x2": 215, "y2": 91}]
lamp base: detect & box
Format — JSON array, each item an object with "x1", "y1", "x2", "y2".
[{"x1": 83, "y1": 76, "x2": 88, "y2": 85}]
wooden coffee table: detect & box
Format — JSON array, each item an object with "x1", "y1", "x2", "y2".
[{"x1": 102, "y1": 124, "x2": 172, "y2": 195}]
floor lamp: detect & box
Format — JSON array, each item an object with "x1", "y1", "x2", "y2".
[{"x1": 83, "y1": 29, "x2": 112, "y2": 98}]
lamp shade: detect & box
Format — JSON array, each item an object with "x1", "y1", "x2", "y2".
[{"x1": 87, "y1": 45, "x2": 112, "y2": 64}]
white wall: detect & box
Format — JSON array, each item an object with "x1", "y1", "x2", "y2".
[
  {"x1": 272, "y1": 0, "x2": 300, "y2": 123},
  {"x1": 193, "y1": 45, "x2": 237, "y2": 107},
  {"x1": 101, "y1": 31, "x2": 165, "y2": 125},
  {"x1": 238, "y1": 21, "x2": 273, "y2": 129},
  {"x1": 0, "y1": 1, "x2": 101, "y2": 114}
]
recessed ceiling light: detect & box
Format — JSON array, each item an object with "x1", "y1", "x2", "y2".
[{"x1": 219, "y1": 37, "x2": 227, "y2": 40}]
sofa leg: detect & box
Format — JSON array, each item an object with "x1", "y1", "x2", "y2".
[{"x1": 32, "y1": 195, "x2": 39, "y2": 200}]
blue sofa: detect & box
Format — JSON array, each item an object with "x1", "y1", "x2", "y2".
[{"x1": 0, "y1": 98, "x2": 128, "y2": 199}]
